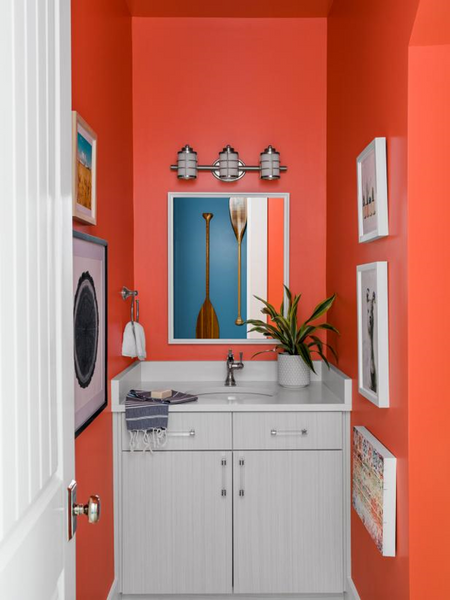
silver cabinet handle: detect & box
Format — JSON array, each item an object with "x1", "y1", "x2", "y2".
[
  {"x1": 221, "y1": 456, "x2": 227, "y2": 497},
  {"x1": 167, "y1": 429, "x2": 195, "y2": 437},
  {"x1": 239, "y1": 457, "x2": 245, "y2": 497},
  {"x1": 270, "y1": 428, "x2": 308, "y2": 436}
]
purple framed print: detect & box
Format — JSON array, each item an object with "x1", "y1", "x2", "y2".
[
  {"x1": 73, "y1": 231, "x2": 108, "y2": 436},
  {"x1": 353, "y1": 426, "x2": 397, "y2": 557}
]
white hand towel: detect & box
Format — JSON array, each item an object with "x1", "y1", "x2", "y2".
[
  {"x1": 133, "y1": 322, "x2": 147, "y2": 361},
  {"x1": 122, "y1": 322, "x2": 138, "y2": 358}
]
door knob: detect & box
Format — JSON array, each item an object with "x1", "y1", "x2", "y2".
[
  {"x1": 67, "y1": 481, "x2": 100, "y2": 540},
  {"x1": 73, "y1": 495, "x2": 101, "y2": 524}
]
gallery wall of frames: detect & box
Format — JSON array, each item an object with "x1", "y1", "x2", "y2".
[{"x1": 354, "y1": 137, "x2": 397, "y2": 555}]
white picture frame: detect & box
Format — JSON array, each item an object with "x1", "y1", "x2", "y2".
[
  {"x1": 357, "y1": 262, "x2": 389, "y2": 407},
  {"x1": 357, "y1": 137, "x2": 388, "y2": 243},
  {"x1": 72, "y1": 111, "x2": 98, "y2": 225},
  {"x1": 353, "y1": 426, "x2": 397, "y2": 557},
  {"x1": 167, "y1": 192, "x2": 290, "y2": 345}
]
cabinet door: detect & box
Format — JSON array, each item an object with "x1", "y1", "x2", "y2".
[
  {"x1": 234, "y1": 450, "x2": 343, "y2": 594},
  {"x1": 122, "y1": 451, "x2": 232, "y2": 594}
]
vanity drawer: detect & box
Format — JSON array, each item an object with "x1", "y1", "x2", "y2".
[
  {"x1": 121, "y1": 412, "x2": 232, "y2": 451},
  {"x1": 233, "y1": 412, "x2": 342, "y2": 450}
]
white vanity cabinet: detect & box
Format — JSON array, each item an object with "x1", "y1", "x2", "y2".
[
  {"x1": 116, "y1": 410, "x2": 347, "y2": 597},
  {"x1": 120, "y1": 412, "x2": 233, "y2": 595},
  {"x1": 122, "y1": 451, "x2": 233, "y2": 595},
  {"x1": 233, "y1": 450, "x2": 343, "y2": 594},
  {"x1": 112, "y1": 361, "x2": 352, "y2": 599},
  {"x1": 233, "y1": 412, "x2": 344, "y2": 595}
]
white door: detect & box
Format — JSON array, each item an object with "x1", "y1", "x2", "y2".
[
  {"x1": 234, "y1": 450, "x2": 344, "y2": 594},
  {"x1": 0, "y1": 0, "x2": 76, "y2": 598},
  {"x1": 122, "y1": 451, "x2": 233, "y2": 595}
]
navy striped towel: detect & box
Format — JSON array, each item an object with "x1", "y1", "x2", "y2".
[{"x1": 125, "y1": 389, "x2": 198, "y2": 452}]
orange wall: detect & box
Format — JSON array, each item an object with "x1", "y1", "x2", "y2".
[
  {"x1": 132, "y1": 17, "x2": 328, "y2": 360},
  {"x1": 327, "y1": 1, "x2": 418, "y2": 598},
  {"x1": 71, "y1": 1, "x2": 134, "y2": 598},
  {"x1": 408, "y1": 9, "x2": 450, "y2": 596}
]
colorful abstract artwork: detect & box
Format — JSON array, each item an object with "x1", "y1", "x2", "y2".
[{"x1": 352, "y1": 426, "x2": 396, "y2": 557}]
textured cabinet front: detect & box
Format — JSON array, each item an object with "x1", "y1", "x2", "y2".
[
  {"x1": 121, "y1": 412, "x2": 232, "y2": 451},
  {"x1": 233, "y1": 411, "x2": 342, "y2": 450},
  {"x1": 122, "y1": 451, "x2": 232, "y2": 594},
  {"x1": 233, "y1": 450, "x2": 343, "y2": 594}
]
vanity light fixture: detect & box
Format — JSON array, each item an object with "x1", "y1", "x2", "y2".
[
  {"x1": 176, "y1": 145, "x2": 198, "y2": 180},
  {"x1": 170, "y1": 144, "x2": 287, "y2": 182}
]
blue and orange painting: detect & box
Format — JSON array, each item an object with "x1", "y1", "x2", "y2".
[
  {"x1": 173, "y1": 197, "x2": 247, "y2": 340},
  {"x1": 76, "y1": 131, "x2": 93, "y2": 209}
]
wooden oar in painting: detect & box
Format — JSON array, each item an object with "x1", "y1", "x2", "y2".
[
  {"x1": 196, "y1": 213, "x2": 220, "y2": 339},
  {"x1": 229, "y1": 197, "x2": 248, "y2": 325}
]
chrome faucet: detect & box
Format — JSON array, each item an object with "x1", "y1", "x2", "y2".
[{"x1": 225, "y1": 349, "x2": 244, "y2": 387}]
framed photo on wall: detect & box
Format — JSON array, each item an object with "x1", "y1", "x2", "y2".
[
  {"x1": 167, "y1": 192, "x2": 290, "y2": 344},
  {"x1": 73, "y1": 231, "x2": 108, "y2": 436},
  {"x1": 356, "y1": 262, "x2": 390, "y2": 408},
  {"x1": 353, "y1": 426, "x2": 396, "y2": 557},
  {"x1": 357, "y1": 137, "x2": 388, "y2": 243},
  {"x1": 72, "y1": 111, "x2": 98, "y2": 225}
]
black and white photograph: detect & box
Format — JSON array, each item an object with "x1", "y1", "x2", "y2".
[{"x1": 357, "y1": 262, "x2": 390, "y2": 407}]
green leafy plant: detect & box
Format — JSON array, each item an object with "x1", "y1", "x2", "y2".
[{"x1": 244, "y1": 286, "x2": 339, "y2": 372}]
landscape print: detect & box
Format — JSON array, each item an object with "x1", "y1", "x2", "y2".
[
  {"x1": 352, "y1": 426, "x2": 396, "y2": 556},
  {"x1": 76, "y1": 130, "x2": 93, "y2": 209},
  {"x1": 72, "y1": 112, "x2": 97, "y2": 225}
]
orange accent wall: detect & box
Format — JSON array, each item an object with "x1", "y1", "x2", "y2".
[
  {"x1": 126, "y1": 0, "x2": 333, "y2": 18},
  {"x1": 267, "y1": 197, "x2": 285, "y2": 315},
  {"x1": 132, "y1": 17, "x2": 328, "y2": 359},
  {"x1": 327, "y1": 1, "x2": 419, "y2": 598},
  {"x1": 71, "y1": 1, "x2": 134, "y2": 598},
  {"x1": 408, "y1": 3, "x2": 450, "y2": 595}
]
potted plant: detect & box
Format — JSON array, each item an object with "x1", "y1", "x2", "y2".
[{"x1": 244, "y1": 287, "x2": 339, "y2": 388}]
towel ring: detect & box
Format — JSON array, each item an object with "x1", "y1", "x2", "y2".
[{"x1": 121, "y1": 286, "x2": 139, "y2": 323}]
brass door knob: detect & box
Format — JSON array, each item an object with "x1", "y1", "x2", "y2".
[{"x1": 73, "y1": 494, "x2": 101, "y2": 524}]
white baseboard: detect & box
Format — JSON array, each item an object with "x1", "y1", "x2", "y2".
[
  {"x1": 107, "y1": 578, "x2": 119, "y2": 600},
  {"x1": 120, "y1": 594, "x2": 345, "y2": 600},
  {"x1": 345, "y1": 578, "x2": 360, "y2": 600}
]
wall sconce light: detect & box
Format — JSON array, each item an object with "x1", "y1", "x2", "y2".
[{"x1": 170, "y1": 144, "x2": 287, "y2": 182}]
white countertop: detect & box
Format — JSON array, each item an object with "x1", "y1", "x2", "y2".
[{"x1": 111, "y1": 361, "x2": 352, "y2": 413}]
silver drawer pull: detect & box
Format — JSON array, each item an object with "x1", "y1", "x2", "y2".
[
  {"x1": 239, "y1": 456, "x2": 245, "y2": 497},
  {"x1": 167, "y1": 429, "x2": 196, "y2": 437},
  {"x1": 270, "y1": 428, "x2": 308, "y2": 436},
  {"x1": 221, "y1": 455, "x2": 227, "y2": 498}
]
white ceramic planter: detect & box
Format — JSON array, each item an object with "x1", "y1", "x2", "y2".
[{"x1": 277, "y1": 353, "x2": 311, "y2": 388}]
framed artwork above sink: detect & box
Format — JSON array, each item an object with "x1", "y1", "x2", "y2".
[{"x1": 168, "y1": 192, "x2": 290, "y2": 344}]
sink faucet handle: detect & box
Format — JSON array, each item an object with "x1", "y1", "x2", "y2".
[
  {"x1": 239, "y1": 352, "x2": 243, "y2": 363},
  {"x1": 228, "y1": 349, "x2": 234, "y2": 361}
]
